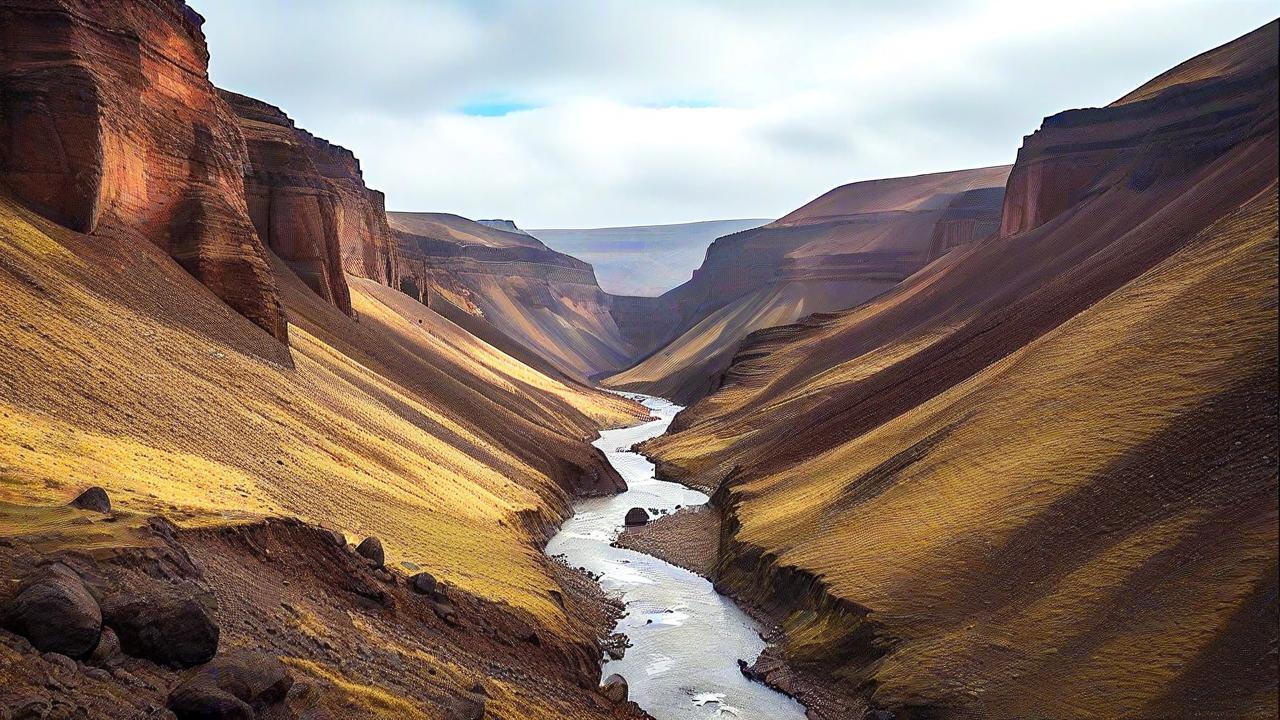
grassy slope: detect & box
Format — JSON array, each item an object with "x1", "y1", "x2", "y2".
[
  {"x1": 0, "y1": 192, "x2": 645, "y2": 646},
  {"x1": 603, "y1": 166, "x2": 1010, "y2": 404},
  {"x1": 644, "y1": 22, "x2": 1279, "y2": 719}
]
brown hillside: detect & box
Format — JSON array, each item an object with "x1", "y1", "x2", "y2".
[
  {"x1": 391, "y1": 212, "x2": 636, "y2": 379},
  {"x1": 604, "y1": 166, "x2": 1010, "y2": 404},
  {"x1": 644, "y1": 20, "x2": 1279, "y2": 720}
]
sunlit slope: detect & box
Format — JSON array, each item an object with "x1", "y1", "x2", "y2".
[
  {"x1": 391, "y1": 212, "x2": 636, "y2": 379},
  {"x1": 0, "y1": 192, "x2": 643, "y2": 643},
  {"x1": 605, "y1": 166, "x2": 1009, "y2": 404},
  {"x1": 645, "y1": 21, "x2": 1279, "y2": 719}
]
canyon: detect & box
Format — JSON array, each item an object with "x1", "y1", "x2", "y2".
[{"x1": 0, "y1": 2, "x2": 1275, "y2": 720}]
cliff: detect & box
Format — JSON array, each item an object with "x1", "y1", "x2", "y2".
[
  {"x1": 0, "y1": 0, "x2": 287, "y2": 341},
  {"x1": 604, "y1": 165, "x2": 1010, "y2": 404},
  {"x1": 644, "y1": 20, "x2": 1278, "y2": 719},
  {"x1": 390, "y1": 212, "x2": 636, "y2": 379}
]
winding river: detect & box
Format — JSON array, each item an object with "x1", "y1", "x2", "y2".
[{"x1": 546, "y1": 394, "x2": 808, "y2": 720}]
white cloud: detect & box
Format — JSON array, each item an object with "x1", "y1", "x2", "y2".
[{"x1": 202, "y1": 0, "x2": 1277, "y2": 227}]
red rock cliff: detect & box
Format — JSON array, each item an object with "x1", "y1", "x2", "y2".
[{"x1": 0, "y1": 0, "x2": 287, "y2": 341}]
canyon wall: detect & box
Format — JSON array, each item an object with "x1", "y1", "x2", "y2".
[
  {"x1": 0, "y1": 0, "x2": 287, "y2": 340},
  {"x1": 645, "y1": 20, "x2": 1278, "y2": 720},
  {"x1": 219, "y1": 90, "x2": 401, "y2": 317},
  {"x1": 604, "y1": 166, "x2": 1010, "y2": 404},
  {"x1": 391, "y1": 212, "x2": 636, "y2": 379}
]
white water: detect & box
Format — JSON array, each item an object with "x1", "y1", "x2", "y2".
[{"x1": 546, "y1": 394, "x2": 808, "y2": 720}]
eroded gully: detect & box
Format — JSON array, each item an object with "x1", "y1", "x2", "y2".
[{"x1": 546, "y1": 394, "x2": 808, "y2": 720}]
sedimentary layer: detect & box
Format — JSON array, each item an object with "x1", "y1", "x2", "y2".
[
  {"x1": 0, "y1": 0, "x2": 287, "y2": 340},
  {"x1": 644, "y1": 20, "x2": 1279, "y2": 719}
]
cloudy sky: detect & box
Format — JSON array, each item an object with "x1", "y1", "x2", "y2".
[{"x1": 202, "y1": 1, "x2": 1275, "y2": 228}]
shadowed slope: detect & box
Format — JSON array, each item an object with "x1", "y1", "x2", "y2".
[
  {"x1": 604, "y1": 166, "x2": 1010, "y2": 404},
  {"x1": 390, "y1": 212, "x2": 635, "y2": 379},
  {"x1": 644, "y1": 21, "x2": 1278, "y2": 719}
]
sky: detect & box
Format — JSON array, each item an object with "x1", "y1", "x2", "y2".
[{"x1": 201, "y1": 1, "x2": 1276, "y2": 228}]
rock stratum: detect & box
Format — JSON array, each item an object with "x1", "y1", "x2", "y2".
[
  {"x1": 390, "y1": 212, "x2": 636, "y2": 379},
  {"x1": 0, "y1": 0, "x2": 288, "y2": 340},
  {"x1": 604, "y1": 165, "x2": 1011, "y2": 404},
  {"x1": 643, "y1": 20, "x2": 1279, "y2": 719},
  {"x1": 0, "y1": 0, "x2": 653, "y2": 717}
]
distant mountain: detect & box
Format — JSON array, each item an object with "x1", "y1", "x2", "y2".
[
  {"x1": 603, "y1": 166, "x2": 1010, "y2": 403},
  {"x1": 530, "y1": 219, "x2": 770, "y2": 296}
]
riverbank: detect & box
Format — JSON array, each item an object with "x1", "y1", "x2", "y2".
[
  {"x1": 547, "y1": 393, "x2": 808, "y2": 720},
  {"x1": 622, "y1": 454, "x2": 873, "y2": 720}
]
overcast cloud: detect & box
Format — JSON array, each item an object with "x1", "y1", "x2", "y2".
[{"x1": 202, "y1": 1, "x2": 1276, "y2": 227}]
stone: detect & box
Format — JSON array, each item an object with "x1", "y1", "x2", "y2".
[
  {"x1": 624, "y1": 508, "x2": 649, "y2": 527},
  {"x1": 409, "y1": 572, "x2": 437, "y2": 596},
  {"x1": 448, "y1": 695, "x2": 485, "y2": 720},
  {"x1": 355, "y1": 537, "x2": 384, "y2": 568},
  {"x1": 68, "y1": 487, "x2": 110, "y2": 513},
  {"x1": 1, "y1": 564, "x2": 102, "y2": 658},
  {"x1": 433, "y1": 601, "x2": 460, "y2": 627},
  {"x1": 599, "y1": 673, "x2": 628, "y2": 703},
  {"x1": 87, "y1": 626, "x2": 122, "y2": 668},
  {"x1": 103, "y1": 595, "x2": 219, "y2": 668},
  {"x1": 168, "y1": 651, "x2": 293, "y2": 719}
]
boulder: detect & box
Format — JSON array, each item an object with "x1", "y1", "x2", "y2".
[
  {"x1": 104, "y1": 595, "x2": 219, "y2": 667},
  {"x1": 448, "y1": 695, "x2": 486, "y2": 720},
  {"x1": 168, "y1": 651, "x2": 294, "y2": 719},
  {"x1": 1, "y1": 564, "x2": 102, "y2": 658},
  {"x1": 624, "y1": 508, "x2": 649, "y2": 527},
  {"x1": 68, "y1": 487, "x2": 111, "y2": 513},
  {"x1": 355, "y1": 536, "x2": 384, "y2": 568},
  {"x1": 409, "y1": 572, "x2": 437, "y2": 596},
  {"x1": 600, "y1": 673, "x2": 628, "y2": 703}
]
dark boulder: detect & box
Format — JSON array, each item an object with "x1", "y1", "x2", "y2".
[
  {"x1": 104, "y1": 595, "x2": 219, "y2": 667},
  {"x1": 409, "y1": 572, "x2": 437, "y2": 595},
  {"x1": 168, "y1": 651, "x2": 294, "y2": 719},
  {"x1": 69, "y1": 486, "x2": 111, "y2": 513},
  {"x1": 600, "y1": 673, "x2": 628, "y2": 703},
  {"x1": 356, "y1": 536, "x2": 384, "y2": 567},
  {"x1": 624, "y1": 508, "x2": 649, "y2": 527},
  {"x1": 1, "y1": 564, "x2": 102, "y2": 658}
]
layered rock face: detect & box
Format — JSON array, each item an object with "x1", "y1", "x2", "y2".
[
  {"x1": 391, "y1": 212, "x2": 635, "y2": 379},
  {"x1": 645, "y1": 21, "x2": 1278, "y2": 720},
  {"x1": 0, "y1": 0, "x2": 287, "y2": 340},
  {"x1": 604, "y1": 166, "x2": 1010, "y2": 404},
  {"x1": 220, "y1": 90, "x2": 401, "y2": 318}
]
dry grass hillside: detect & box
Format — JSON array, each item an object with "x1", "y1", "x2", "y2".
[
  {"x1": 605, "y1": 166, "x2": 1010, "y2": 404},
  {"x1": 0, "y1": 188, "x2": 651, "y2": 715},
  {"x1": 390, "y1": 212, "x2": 637, "y2": 379},
  {"x1": 644, "y1": 20, "x2": 1279, "y2": 720}
]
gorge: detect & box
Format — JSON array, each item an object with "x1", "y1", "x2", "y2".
[{"x1": 0, "y1": 3, "x2": 1275, "y2": 720}]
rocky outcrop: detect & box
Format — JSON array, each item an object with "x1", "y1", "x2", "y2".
[
  {"x1": 0, "y1": 0, "x2": 287, "y2": 341},
  {"x1": 220, "y1": 90, "x2": 401, "y2": 317}
]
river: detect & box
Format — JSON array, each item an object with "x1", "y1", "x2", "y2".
[{"x1": 545, "y1": 394, "x2": 808, "y2": 720}]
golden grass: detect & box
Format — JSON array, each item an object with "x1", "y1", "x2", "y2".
[{"x1": 0, "y1": 193, "x2": 639, "y2": 643}]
